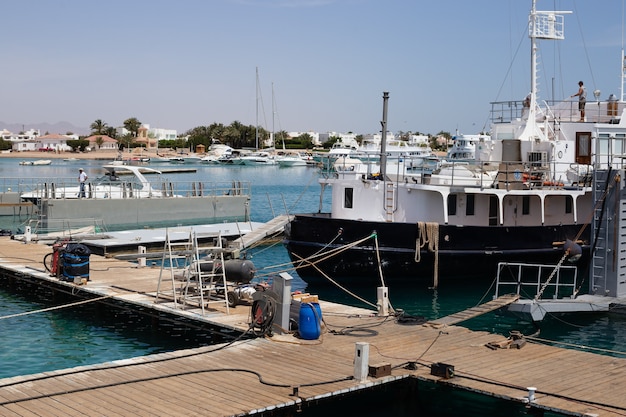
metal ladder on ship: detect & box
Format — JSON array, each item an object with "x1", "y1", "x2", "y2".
[
  {"x1": 590, "y1": 169, "x2": 624, "y2": 297},
  {"x1": 384, "y1": 181, "x2": 395, "y2": 222}
]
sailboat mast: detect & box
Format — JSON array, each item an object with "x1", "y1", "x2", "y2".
[
  {"x1": 272, "y1": 82, "x2": 276, "y2": 149},
  {"x1": 255, "y1": 67, "x2": 259, "y2": 150}
]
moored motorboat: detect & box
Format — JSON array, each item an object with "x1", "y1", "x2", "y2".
[
  {"x1": 19, "y1": 164, "x2": 251, "y2": 231},
  {"x1": 240, "y1": 151, "x2": 277, "y2": 166},
  {"x1": 276, "y1": 152, "x2": 312, "y2": 167}
]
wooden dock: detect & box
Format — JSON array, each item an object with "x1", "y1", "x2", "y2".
[
  {"x1": 428, "y1": 293, "x2": 520, "y2": 327},
  {"x1": 0, "y1": 237, "x2": 625, "y2": 416},
  {"x1": 230, "y1": 214, "x2": 292, "y2": 249}
]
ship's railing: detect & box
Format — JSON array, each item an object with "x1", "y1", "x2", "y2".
[
  {"x1": 490, "y1": 99, "x2": 624, "y2": 124},
  {"x1": 15, "y1": 177, "x2": 251, "y2": 200},
  {"x1": 316, "y1": 152, "x2": 591, "y2": 191},
  {"x1": 25, "y1": 217, "x2": 109, "y2": 238},
  {"x1": 494, "y1": 262, "x2": 579, "y2": 301}
]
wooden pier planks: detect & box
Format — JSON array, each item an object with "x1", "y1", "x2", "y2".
[
  {"x1": 427, "y1": 293, "x2": 520, "y2": 327},
  {"x1": 230, "y1": 214, "x2": 292, "y2": 250},
  {"x1": 0, "y1": 237, "x2": 625, "y2": 416}
]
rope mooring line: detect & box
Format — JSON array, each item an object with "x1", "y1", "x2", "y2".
[{"x1": 0, "y1": 295, "x2": 114, "y2": 320}]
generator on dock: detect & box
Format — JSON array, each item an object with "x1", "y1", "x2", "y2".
[
  {"x1": 184, "y1": 258, "x2": 258, "y2": 307},
  {"x1": 59, "y1": 243, "x2": 91, "y2": 283}
]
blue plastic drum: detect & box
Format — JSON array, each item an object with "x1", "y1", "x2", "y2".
[{"x1": 298, "y1": 303, "x2": 321, "y2": 340}]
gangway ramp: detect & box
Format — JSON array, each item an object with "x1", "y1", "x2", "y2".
[
  {"x1": 428, "y1": 294, "x2": 520, "y2": 327},
  {"x1": 231, "y1": 214, "x2": 292, "y2": 250}
]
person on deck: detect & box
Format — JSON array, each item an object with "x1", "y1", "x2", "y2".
[
  {"x1": 570, "y1": 81, "x2": 587, "y2": 121},
  {"x1": 78, "y1": 168, "x2": 88, "y2": 197}
]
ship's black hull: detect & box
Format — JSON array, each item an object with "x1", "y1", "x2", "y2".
[{"x1": 283, "y1": 213, "x2": 590, "y2": 286}]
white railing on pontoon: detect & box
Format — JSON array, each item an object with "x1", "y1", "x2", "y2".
[{"x1": 494, "y1": 261, "x2": 580, "y2": 301}]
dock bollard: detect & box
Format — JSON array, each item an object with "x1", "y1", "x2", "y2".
[
  {"x1": 527, "y1": 387, "x2": 536, "y2": 402},
  {"x1": 354, "y1": 342, "x2": 370, "y2": 382},
  {"x1": 138, "y1": 246, "x2": 146, "y2": 268},
  {"x1": 24, "y1": 226, "x2": 31, "y2": 243},
  {"x1": 377, "y1": 286, "x2": 389, "y2": 316}
]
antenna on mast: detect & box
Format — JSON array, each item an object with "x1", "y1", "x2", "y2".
[
  {"x1": 522, "y1": 0, "x2": 571, "y2": 141},
  {"x1": 621, "y1": 0, "x2": 625, "y2": 101}
]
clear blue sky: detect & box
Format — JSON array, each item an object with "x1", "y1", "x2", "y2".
[{"x1": 2, "y1": 0, "x2": 623, "y2": 136}]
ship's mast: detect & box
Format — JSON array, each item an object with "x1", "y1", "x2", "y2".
[
  {"x1": 622, "y1": 1, "x2": 625, "y2": 102},
  {"x1": 380, "y1": 92, "x2": 389, "y2": 178},
  {"x1": 523, "y1": 0, "x2": 570, "y2": 141}
]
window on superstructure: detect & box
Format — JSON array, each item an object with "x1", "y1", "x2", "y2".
[
  {"x1": 522, "y1": 196, "x2": 530, "y2": 215},
  {"x1": 344, "y1": 188, "x2": 353, "y2": 209},
  {"x1": 448, "y1": 194, "x2": 457, "y2": 215},
  {"x1": 575, "y1": 132, "x2": 592, "y2": 165},
  {"x1": 565, "y1": 196, "x2": 572, "y2": 214},
  {"x1": 465, "y1": 194, "x2": 475, "y2": 216},
  {"x1": 489, "y1": 196, "x2": 498, "y2": 226}
]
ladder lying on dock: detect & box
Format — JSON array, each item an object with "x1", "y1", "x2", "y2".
[
  {"x1": 427, "y1": 294, "x2": 520, "y2": 327},
  {"x1": 231, "y1": 214, "x2": 292, "y2": 250}
]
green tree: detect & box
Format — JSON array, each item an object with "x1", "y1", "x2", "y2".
[
  {"x1": 184, "y1": 126, "x2": 212, "y2": 149},
  {"x1": 225, "y1": 121, "x2": 244, "y2": 148},
  {"x1": 123, "y1": 117, "x2": 142, "y2": 137},
  {"x1": 104, "y1": 126, "x2": 117, "y2": 139},
  {"x1": 118, "y1": 133, "x2": 135, "y2": 151},
  {"x1": 94, "y1": 136, "x2": 104, "y2": 150},
  {"x1": 66, "y1": 139, "x2": 90, "y2": 152},
  {"x1": 0, "y1": 139, "x2": 12, "y2": 151},
  {"x1": 294, "y1": 133, "x2": 313, "y2": 149},
  {"x1": 90, "y1": 119, "x2": 108, "y2": 135},
  {"x1": 274, "y1": 130, "x2": 289, "y2": 148}
]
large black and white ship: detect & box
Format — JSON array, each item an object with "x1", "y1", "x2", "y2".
[{"x1": 285, "y1": 1, "x2": 626, "y2": 286}]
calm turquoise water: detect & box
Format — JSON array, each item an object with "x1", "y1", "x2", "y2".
[{"x1": 0, "y1": 158, "x2": 624, "y2": 416}]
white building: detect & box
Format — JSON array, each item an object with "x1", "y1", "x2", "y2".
[
  {"x1": 287, "y1": 131, "x2": 321, "y2": 146},
  {"x1": 407, "y1": 134, "x2": 430, "y2": 146},
  {"x1": 11, "y1": 133, "x2": 74, "y2": 152},
  {"x1": 116, "y1": 124, "x2": 177, "y2": 143},
  {"x1": 318, "y1": 131, "x2": 357, "y2": 146},
  {"x1": 1, "y1": 128, "x2": 41, "y2": 142},
  {"x1": 145, "y1": 124, "x2": 177, "y2": 141}
]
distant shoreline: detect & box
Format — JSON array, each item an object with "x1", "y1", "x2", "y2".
[{"x1": 0, "y1": 149, "x2": 155, "y2": 160}]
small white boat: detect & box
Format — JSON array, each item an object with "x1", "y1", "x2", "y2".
[
  {"x1": 182, "y1": 155, "x2": 203, "y2": 163},
  {"x1": 200, "y1": 155, "x2": 219, "y2": 164},
  {"x1": 276, "y1": 152, "x2": 313, "y2": 167},
  {"x1": 240, "y1": 151, "x2": 277, "y2": 166},
  {"x1": 19, "y1": 160, "x2": 51, "y2": 166},
  {"x1": 149, "y1": 155, "x2": 171, "y2": 163}
]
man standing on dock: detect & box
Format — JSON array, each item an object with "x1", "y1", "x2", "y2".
[{"x1": 78, "y1": 168, "x2": 88, "y2": 198}]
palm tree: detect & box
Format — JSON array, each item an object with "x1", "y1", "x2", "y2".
[
  {"x1": 104, "y1": 126, "x2": 117, "y2": 139},
  {"x1": 90, "y1": 119, "x2": 108, "y2": 135},
  {"x1": 123, "y1": 117, "x2": 142, "y2": 137}
]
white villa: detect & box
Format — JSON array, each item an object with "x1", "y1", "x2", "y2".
[
  {"x1": 85, "y1": 135, "x2": 118, "y2": 151},
  {"x1": 10, "y1": 133, "x2": 76, "y2": 152}
]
